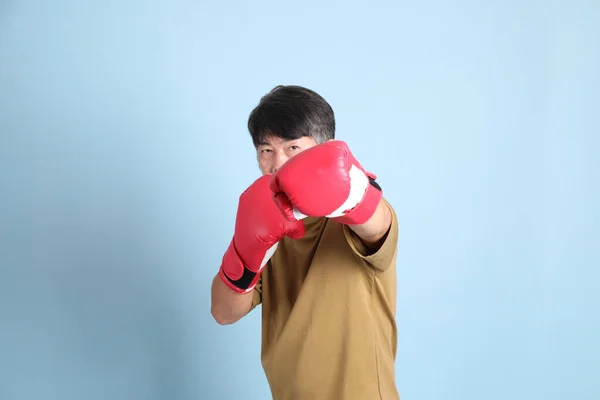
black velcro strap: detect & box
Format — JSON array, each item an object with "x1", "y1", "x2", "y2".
[
  {"x1": 225, "y1": 265, "x2": 257, "y2": 291},
  {"x1": 369, "y1": 176, "x2": 382, "y2": 191}
]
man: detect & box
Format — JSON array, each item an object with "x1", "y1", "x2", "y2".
[{"x1": 210, "y1": 85, "x2": 400, "y2": 400}]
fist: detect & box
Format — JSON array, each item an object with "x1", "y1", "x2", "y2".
[
  {"x1": 270, "y1": 140, "x2": 383, "y2": 225},
  {"x1": 220, "y1": 175, "x2": 305, "y2": 293}
]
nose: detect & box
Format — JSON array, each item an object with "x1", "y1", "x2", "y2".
[{"x1": 272, "y1": 152, "x2": 289, "y2": 173}]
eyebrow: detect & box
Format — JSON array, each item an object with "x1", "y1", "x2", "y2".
[{"x1": 257, "y1": 139, "x2": 297, "y2": 147}]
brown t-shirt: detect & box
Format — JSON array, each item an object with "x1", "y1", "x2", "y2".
[{"x1": 250, "y1": 199, "x2": 400, "y2": 400}]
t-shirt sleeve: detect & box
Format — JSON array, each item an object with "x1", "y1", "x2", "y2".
[{"x1": 342, "y1": 199, "x2": 399, "y2": 272}]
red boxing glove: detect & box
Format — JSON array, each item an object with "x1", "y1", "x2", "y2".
[
  {"x1": 270, "y1": 140, "x2": 383, "y2": 225},
  {"x1": 219, "y1": 175, "x2": 305, "y2": 294}
]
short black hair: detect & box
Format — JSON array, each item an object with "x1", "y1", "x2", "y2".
[{"x1": 247, "y1": 85, "x2": 336, "y2": 147}]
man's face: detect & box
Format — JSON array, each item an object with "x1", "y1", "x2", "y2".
[{"x1": 256, "y1": 136, "x2": 319, "y2": 175}]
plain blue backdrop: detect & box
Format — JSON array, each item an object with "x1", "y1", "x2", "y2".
[{"x1": 1, "y1": 1, "x2": 598, "y2": 399}]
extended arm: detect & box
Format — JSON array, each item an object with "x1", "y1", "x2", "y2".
[
  {"x1": 270, "y1": 140, "x2": 392, "y2": 248},
  {"x1": 347, "y1": 198, "x2": 392, "y2": 246}
]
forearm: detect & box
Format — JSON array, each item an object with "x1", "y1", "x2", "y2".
[
  {"x1": 210, "y1": 274, "x2": 255, "y2": 325},
  {"x1": 347, "y1": 199, "x2": 392, "y2": 246}
]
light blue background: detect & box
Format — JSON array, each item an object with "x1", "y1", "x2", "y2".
[{"x1": 1, "y1": 1, "x2": 598, "y2": 399}]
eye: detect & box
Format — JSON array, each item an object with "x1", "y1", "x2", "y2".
[
  {"x1": 260, "y1": 148, "x2": 272, "y2": 153},
  {"x1": 289, "y1": 145, "x2": 300, "y2": 151}
]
